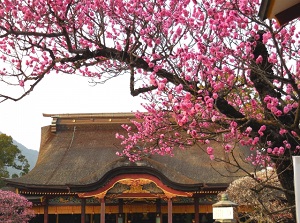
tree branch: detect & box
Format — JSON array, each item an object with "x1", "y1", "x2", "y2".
[{"x1": 129, "y1": 66, "x2": 157, "y2": 96}]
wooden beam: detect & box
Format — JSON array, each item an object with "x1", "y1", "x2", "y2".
[
  {"x1": 167, "y1": 198, "x2": 172, "y2": 223},
  {"x1": 43, "y1": 198, "x2": 49, "y2": 223},
  {"x1": 101, "y1": 198, "x2": 106, "y2": 223},
  {"x1": 194, "y1": 197, "x2": 199, "y2": 223},
  {"x1": 275, "y1": 3, "x2": 300, "y2": 25},
  {"x1": 81, "y1": 198, "x2": 86, "y2": 223}
]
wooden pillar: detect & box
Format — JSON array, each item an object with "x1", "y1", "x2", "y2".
[
  {"x1": 118, "y1": 199, "x2": 123, "y2": 213},
  {"x1": 44, "y1": 198, "x2": 48, "y2": 223},
  {"x1": 117, "y1": 199, "x2": 123, "y2": 223},
  {"x1": 101, "y1": 198, "x2": 106, "y2": 223},
  {"x1": 156, "y1": 199, "x2": 162, "y2": 223},
  {"x1": 81, "y1": 198, "x2": 86, "y2": 223},
  {"x1": 156, "y1": 198, "x2": 161, "y2": 213},
  {"x1": 194, "y1": 197, "x2": 199, "y2": 223},
  {"x1": 167, "y1": 198, "x2": 172, "y2": 223}
]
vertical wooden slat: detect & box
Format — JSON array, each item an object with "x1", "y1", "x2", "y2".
[
  {"x1": 44, "y1": 198, "x2": 48, "y2": 223},
  {"x1": 167, "y1": 198, "x2": 172, "y2": 223},
  {"x1": 81, "y1": 198, "x2": 86, "y2": 223},
  {"x1": 194, "y1": 197, "x2": 199, "y2": 223},
  {"x1": 101, "y1": 198, "x2": 106, "y2": 223}
]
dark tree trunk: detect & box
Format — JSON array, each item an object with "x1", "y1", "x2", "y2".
[
  {"x1": 249, "y1": 31, "x2": 297, "y2": 222},
  {"x1": 275, "y1": 157, "x2": 296, "y2": 221},
  {"x1": 215, "y1": 31, "x2": 298, "y2": 222}
]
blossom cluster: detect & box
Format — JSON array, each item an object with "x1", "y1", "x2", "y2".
[
  {"x1": 0, "y1": 190, "x2": 35, "y2": 223},
  {"x1": 0, "y1": 0, "x2": 299, "y2": 169}
]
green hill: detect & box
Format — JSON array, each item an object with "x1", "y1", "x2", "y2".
[{"x1": 7, "y1": 139, "x2": 38, "y2": 176}]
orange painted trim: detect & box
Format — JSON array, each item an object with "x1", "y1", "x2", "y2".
[
  {"x1": 78, "y1": 174, "x2": 192, "y2": 198},
  {"x1": 115, "y1": 193, "x2": 158, "y2": 198},
  {"x1": 266, "y1": 0, "x2": 276, "y2": 18}
]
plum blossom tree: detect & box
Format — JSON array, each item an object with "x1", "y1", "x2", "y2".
[
  {"x1": 0, "y1": 189, "x2": 35, "y2": 223},
  {"x1": 0, "y1": 0, "x2": 299, "y2": 221},
  {"x1": 225, "y1": 168, "x2": 292, "y2": 222}
]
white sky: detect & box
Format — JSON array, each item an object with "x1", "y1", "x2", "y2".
[{"x1": 0, "y1": 74, "x2": 145, "y2": 151}]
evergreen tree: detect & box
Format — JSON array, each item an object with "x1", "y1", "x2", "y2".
[{"x1": 0, "y1": 134, "x2": 29, "y2": 187}]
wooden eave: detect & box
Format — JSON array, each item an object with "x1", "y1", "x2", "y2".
[
  {"x1": 6, "y1": 166, "x2": 229, "y2": 197},
  {"x1": 259, "y1": 0, "x2": 300, "y2": 25},
  {"x1": 4, "y1": 180, "x2": 70, "y2": 192},
  {"x1": 67, "y1": 166, "x2": 205, "y2": 193},
  {"x1": 76, "y1": 173, "x2": 195, "y2": 199}
]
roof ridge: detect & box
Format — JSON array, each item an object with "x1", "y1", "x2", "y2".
[{"x1": 43, "y1": 112, "x2": 136, "y2": 118}]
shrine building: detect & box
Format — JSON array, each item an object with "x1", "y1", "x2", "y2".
[{"x1": 5, "y1": 113, "x2": 250, "y2": 223}]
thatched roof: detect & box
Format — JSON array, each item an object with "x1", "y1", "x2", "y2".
[{"x1": 5, "y1": 113, "x2": 252, "y2": 192}]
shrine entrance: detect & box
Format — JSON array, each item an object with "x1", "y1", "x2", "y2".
[
  {"x1": 8, "y1": 113, "x2": 227, "y2": 223},
  {"x1": 127, "y1": 213, "x2": 156, "y2": 223}
]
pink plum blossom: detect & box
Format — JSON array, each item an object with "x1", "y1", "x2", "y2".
[
  {"x1": 0, "y1": 190, "x2": 35, "y2": 222},
  {"x1": 0, "y1": 1, "x2": 299, "y2": 217}
]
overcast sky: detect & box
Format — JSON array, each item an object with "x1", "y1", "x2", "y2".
[{"x1": 0, "y1": 74, "x2": 145, "y2": 151}]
